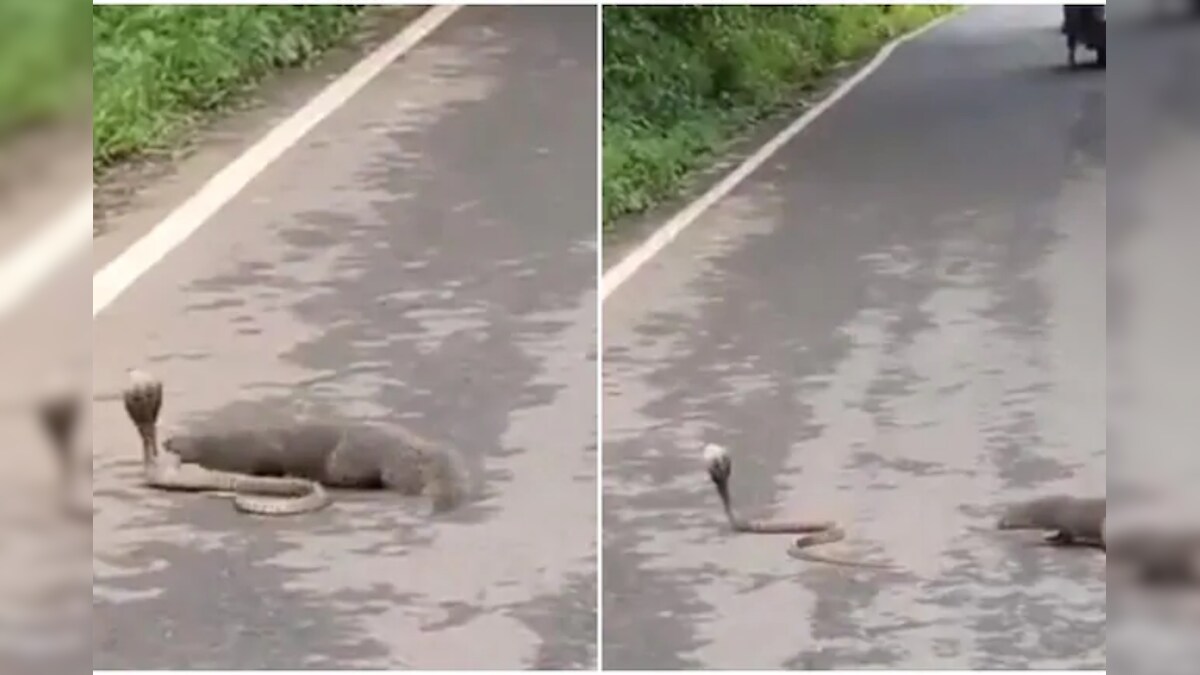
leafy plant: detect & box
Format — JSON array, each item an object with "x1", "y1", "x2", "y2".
[
  {"x1": 603, "y1": 5, "x2": 956, "y2": 226},
  {"x1": 93, "y1": 6, "x2": 363, "y2": 170}
]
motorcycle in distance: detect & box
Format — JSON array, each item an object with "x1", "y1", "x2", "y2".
[{"x1": 1062, "y1": 5, "x2": 1105, "y2": 68}]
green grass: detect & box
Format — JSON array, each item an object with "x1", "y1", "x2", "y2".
[
  {"x1": 603, "y1": 5, "x2": 957, "y2": 227},
  {"x1": 93, "y1": 5, "x2": 366, "y2": 171},
  {"x1": 0, "y1": 0, "x2": 89, "y2": 141}
]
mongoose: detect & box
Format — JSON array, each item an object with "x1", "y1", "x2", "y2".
[
  {"x1": 124, "y1": 370, "x2": 331, "y2": 516},
  {"x1": 996, "y1": 495, "x2": 1106, "y2": 549},
  {"x1": 703, "y1": 444, "x2": 890, "y2": 568},
  {"x1": 154, "y1": 392, "x2": 471, "y2": 516},
  {"x1": 999, "y1": 495, "x2": 1200, "y2": 586}
]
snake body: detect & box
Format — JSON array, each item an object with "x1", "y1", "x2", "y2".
[
  {"x1": 703, "y1": 443, "x2": 893, "y2": 569},
  {"x1": 125, "y1": 370, "x2": 330, "y2": 516}
]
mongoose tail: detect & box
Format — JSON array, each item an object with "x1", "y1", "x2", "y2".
[
  {"x1": 997, "y1": 495, "x2": 1106, "y2": 549},
  {"x1": 787, "y1": 527, "x2": 895, "y2": 569},
  {"x1": 122, "y1": 370, "x2": 330, "y2": 516},
  {"x1": 702, "y1": 444, "x2": 835, "y2": 534}
]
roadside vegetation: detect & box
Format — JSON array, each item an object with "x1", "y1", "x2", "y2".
[
  {"x1": 93, "y1": 5, "x2": 366, "y2": 171},
  {"x1": 603, "y1": 5, "x2": 957, "y2": 227},
  {"x1": 0, "y1": 0, "x2": 89, "y2": 142}
]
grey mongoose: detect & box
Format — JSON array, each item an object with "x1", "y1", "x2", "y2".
[
  {"x1": 128, "y1": 370, "x2": 471, "y2": 516},
  {"x1": 996, "y1": 495, "x2": 1106, "y2": 549},
  {"x1": 998, "y1": 494, "x2": 1200, "y2": 586}
]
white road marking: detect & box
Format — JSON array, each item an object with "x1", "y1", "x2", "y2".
[
  {"x1": 599, "y1": 10, "x2": 960, "y2": 302},
  {"x1": 91, "y1": 5, "x2": 462, "y2": 317},
  {"x1": 0, "y1": 193, "x2": 91, "y2": 320}
]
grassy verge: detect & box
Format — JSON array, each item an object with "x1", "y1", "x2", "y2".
[
  {"x1": 0, "y1": 0, "x2": 89, "y2": 142},
  {"x1": 93, "y1": 5, "x2": 367, "y2": 172},
  {"x1": 603, "y1": 5, "x2": 957, "y2": 227}
]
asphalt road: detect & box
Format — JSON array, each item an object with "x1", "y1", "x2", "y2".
[
  {"x1": 602, "y1": 7, "x2": 1105, "y2": 670},
  {"x1": 0, "y1": 84, "x2": 90, "y2": 675},
  {"x1": 92, "y1": 7, "x2": 597, "y2": 670},
  {"x1": 1107, "y1": 14, "x2": 1200, "y2": 675}
]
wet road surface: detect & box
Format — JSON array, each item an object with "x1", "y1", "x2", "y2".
[
  {"x1": 602, "y1": 7, "x2": 1105, "y2": 669},
  {"x1": 92, "y1": 7, "x2": 597, "y2": 669}
]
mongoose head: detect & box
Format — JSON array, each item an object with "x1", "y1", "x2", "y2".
[
  {"x1": 997, "y1": 495, "x2": 1072, "y2": 530},
  {"x1": 162, "y1": 434, "x2": 206, "y2": 462}
]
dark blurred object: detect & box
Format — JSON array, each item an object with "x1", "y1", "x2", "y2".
[
  {"x1": 1109, "y1": 527, "x2": 1200, "y2": 587},
  {"x1": 1062, "y1": 5, "x2": 1106, "y2": 68},
  {"x1": 33, "y1": 383, "x2": 79, "y2": 471}
]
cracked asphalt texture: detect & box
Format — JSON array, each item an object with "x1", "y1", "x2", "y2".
[
  {"x1": 92, "y1": 7, "x2": 597, "y2": 670},
  {"x1": 602, "y1": 6, "x2": 1106, "y2": 669}
]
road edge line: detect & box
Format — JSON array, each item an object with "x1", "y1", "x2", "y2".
[
  {"x1": 92, "y1": 4, "x2": 462, "y2": 318},
  {"x1": 0, "y1": 192, "x2": 91, "y2": 321},
  {"x1": 599, "y1": 10, "x2": 960, "y2": 303}
]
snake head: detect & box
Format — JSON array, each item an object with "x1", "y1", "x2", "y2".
[
  {"x1": 703, "y1": 443, "x2": 732, "y2": 485},
  {"x1": 122, "y1": 369, "x2": 163, "y2": 428}
]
